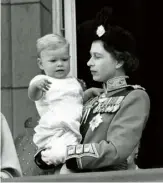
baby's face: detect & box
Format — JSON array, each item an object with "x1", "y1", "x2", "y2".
[{"x1": 38, "y1": 46, "x2": 70, "y2": 79}]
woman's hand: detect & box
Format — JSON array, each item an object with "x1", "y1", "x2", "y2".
[
  {"x1": 41, "y1": 132, "x2": 77, "y2": 166},
  {"x1": 41, "y1": 141, "x2": 67, "y2": 166},
  {"x1": 83, "y1": 87, "x2": 104, "y2": 103}
]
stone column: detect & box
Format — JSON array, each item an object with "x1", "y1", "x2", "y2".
[{"x1": 1, "y1": 0, "x2": 52, "y2": 139}]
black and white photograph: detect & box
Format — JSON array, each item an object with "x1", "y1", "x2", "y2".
[{"x1": 1, "y1": 0, "x2": 163, "y2": 182}]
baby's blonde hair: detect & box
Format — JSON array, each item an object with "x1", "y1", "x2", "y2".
[{"x1": 36, "y1": 33, "x2": 69, "y2": 57}]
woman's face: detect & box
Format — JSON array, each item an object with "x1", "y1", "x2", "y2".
[{"x1": 87, "y1": 41, "x2": 118, "y2": 82}]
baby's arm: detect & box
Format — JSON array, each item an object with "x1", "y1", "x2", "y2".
[
  {"x1": 28, "y1": 76, "x2": 52, "y2": 101},
  {"x1": 83, "y1": 87, "x2": 104, "y2": 103}
]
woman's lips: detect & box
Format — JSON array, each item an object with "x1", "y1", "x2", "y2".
[{"x1": 90, "y1": 70, "x2": 97, "y2": 75}]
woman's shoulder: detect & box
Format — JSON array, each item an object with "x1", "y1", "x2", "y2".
[
  {"x1": 107, "y1": 85, "x2": 149, "y2": 101},
  {"x1": 125, "y1": 85, "x2": 150, "y2": 104},
  {"x1": 127, "y1": 85, "x2": 149, "y2": 97}
]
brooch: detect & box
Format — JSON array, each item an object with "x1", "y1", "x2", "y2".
[{"x1": 96, "y1": 25, "x2": 105, "y2": 37}]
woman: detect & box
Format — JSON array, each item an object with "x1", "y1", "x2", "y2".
[
  {"x1": 35, "y1": 10, "x2": 150, "y2": 173},
  {"x1": 0, "y1": 113, "x2": 22, "y2": 178}
]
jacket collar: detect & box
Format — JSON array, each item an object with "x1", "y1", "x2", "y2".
[{"x1": 103, "y1": 76, "x2": 129, "y2": 92}]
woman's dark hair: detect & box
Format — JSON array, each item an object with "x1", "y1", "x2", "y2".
[
  {"x1": 92, "y1": 6, "x2": 139, "y2": 74},
  {"x1": 95, "y1": 26, "x2": 139, "y2": 74}
]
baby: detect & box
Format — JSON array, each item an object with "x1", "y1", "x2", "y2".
[{"x1": 28, "y1": 34, "x2": 102, "y2": 168}]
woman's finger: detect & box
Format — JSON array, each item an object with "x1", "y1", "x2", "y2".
[
  {"x1": 41, "y1": 149, "x2": 51, "y2": 157},
  {"x1": 41, "y1": 155, "x2": 49, "y2": 162},
  {"x1": 45, "y1": 143, "x2": 53, "y2": 149},
  {"x1": 46, "y1": 161, "x2": 52, "y2": 165},
  {"x1": 93, "y1": 88, "x2": 104, "y2": 96}
]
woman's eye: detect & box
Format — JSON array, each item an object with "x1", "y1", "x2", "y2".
[{"x1": 94, "y1": 55, "x2": 101, "y2": 59}]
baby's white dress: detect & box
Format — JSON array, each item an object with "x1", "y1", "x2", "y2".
[{"x1": 29, "y1": 75, "x2": 83, "y2": 150}]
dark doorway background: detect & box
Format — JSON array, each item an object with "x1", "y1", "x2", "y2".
[{"x1": 76, "y1": 0, "x2": 163, "y2": 168}]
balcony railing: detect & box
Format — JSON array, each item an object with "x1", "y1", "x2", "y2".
[{"x1": 3, "y1": 168, "x2": 163, "y2": 182}]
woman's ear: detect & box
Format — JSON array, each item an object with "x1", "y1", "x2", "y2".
[
  {"x1": 37, "y1": 58, "x2": 44, "y2": 70},
  {"x1": 116, "y1": 60, "x2": 124, "y2": 69}
]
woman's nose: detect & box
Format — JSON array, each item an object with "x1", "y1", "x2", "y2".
[{"x1": 87, "y1": 58, "x2": 93, "y2": 66}]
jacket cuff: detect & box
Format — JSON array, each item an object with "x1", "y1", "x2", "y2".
[
  {"x1": 65, "y1": 143, "x2": 99, "y2": 170},
  {"x1": 34, "y1": 149, "x2": 55, "y2": 170}
]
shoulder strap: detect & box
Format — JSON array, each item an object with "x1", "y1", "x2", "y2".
[
  {"x1": 127, "y1": 85, "x2": 145, "y2": 91},
  {"x1": 110, "y1": 87, "x2": 133, "y2": 97},
  {"x1": 111, "y1": 84, "x2": 145, "y2": 97}
]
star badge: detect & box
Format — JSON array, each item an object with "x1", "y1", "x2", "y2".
[{"x1": 89, "y1": 114, "x2": 103, "y2": 131}]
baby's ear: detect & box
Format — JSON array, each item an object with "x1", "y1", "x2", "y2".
[{"x1": 37, "y1": 58, "x2": 44, "y2": 70}]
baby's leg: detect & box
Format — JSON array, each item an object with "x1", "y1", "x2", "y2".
[
  {"x1": 49, "y1": 131, "x2": 80, "y2": 174},
  {"x1": 49, "y1": 129, "x2": 80, "y2": 147},
  {"x1": 38, "y1": 129, "x2": 66, "y2": 165},
  {"x1": 40, "y1": 129, "x2": 81, "y2": 167}
]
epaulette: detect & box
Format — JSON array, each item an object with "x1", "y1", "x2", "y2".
[{"x1": 127, "y1": 85, "x2": 145, "y2": 91}]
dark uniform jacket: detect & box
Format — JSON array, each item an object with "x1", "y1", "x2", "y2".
[
  {"x1": 35, "y1": 76, "x2": 150, "y2": 173},
  {"x1": 65, "y1": 76, "x2": 150, "y2": 172}
]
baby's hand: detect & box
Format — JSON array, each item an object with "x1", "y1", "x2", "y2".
[{"x1": 34, "y1": 78, "x2": 52, "y2": 92}]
